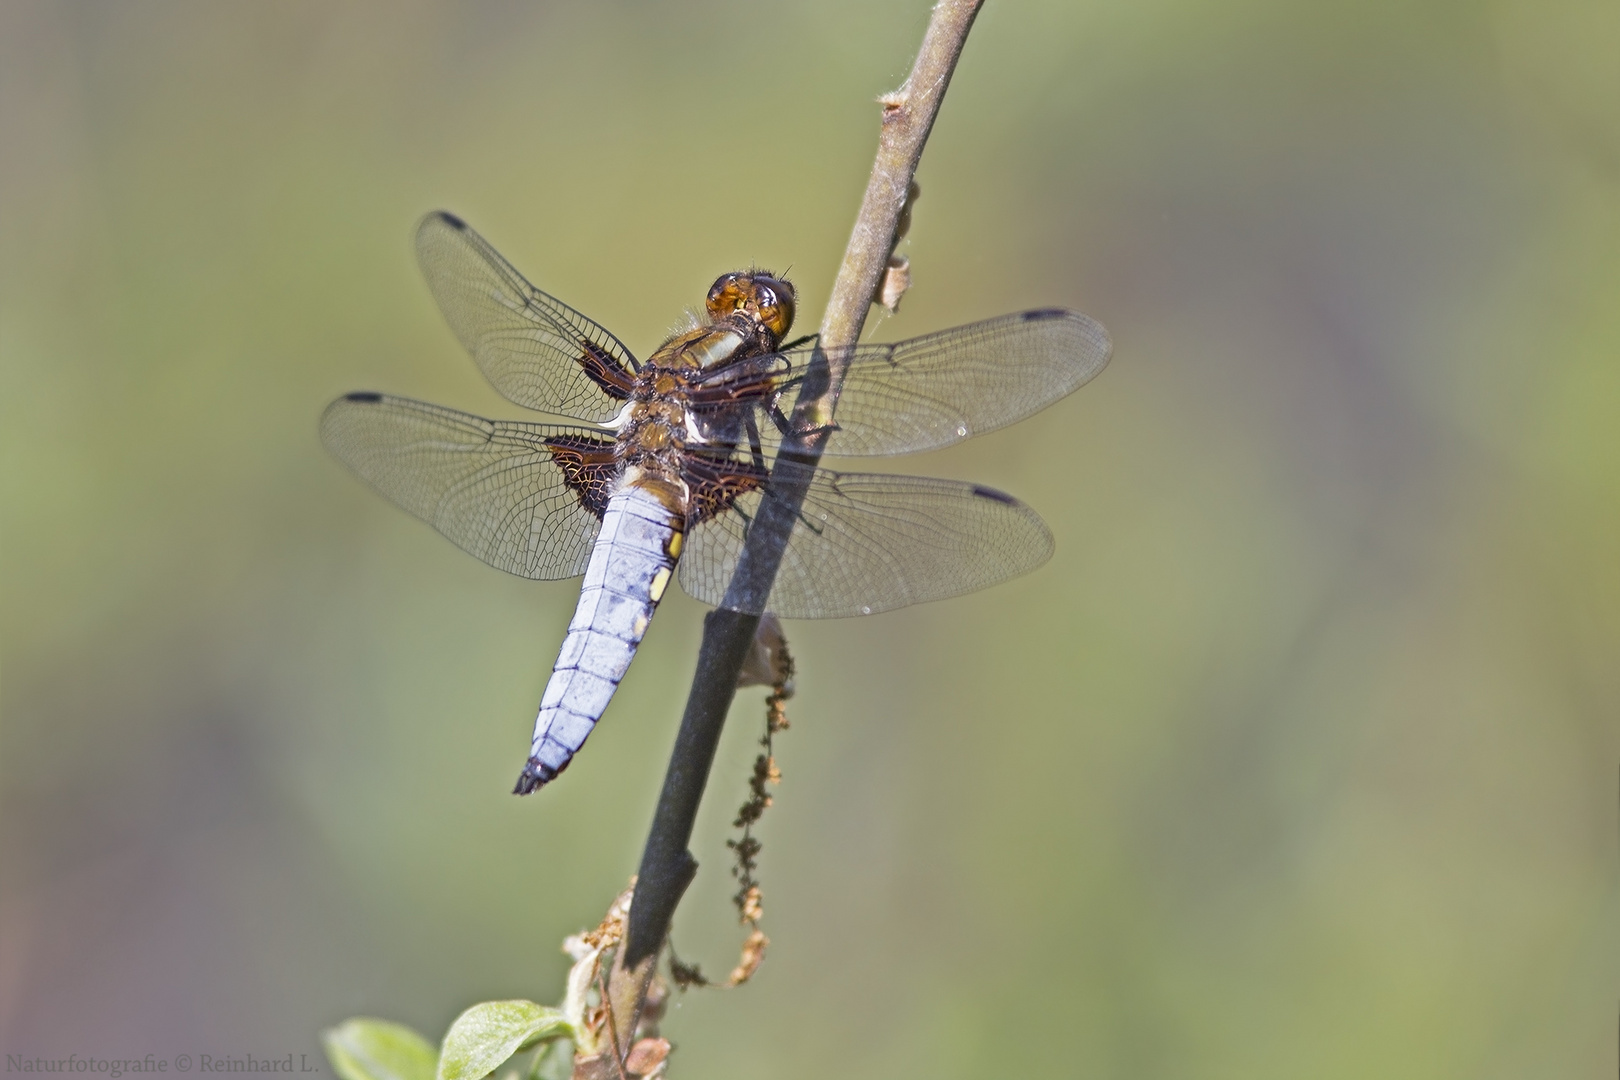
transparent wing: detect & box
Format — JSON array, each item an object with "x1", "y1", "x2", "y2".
[
  {"x1": 730, "y1": 308, "x2": 1110, "y2": 457},
  {"x1": 320, "y1": 392, "x2": 612, "y2": 579},
  {"x1": 415, "y1": 212, "x2": 639, "y2": 422},
  {"x1": 677, "y1": 461, "x2": 1054, "y2": 619}
]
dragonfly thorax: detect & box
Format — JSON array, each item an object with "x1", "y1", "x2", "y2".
[
  {"x1": 626, "y1": 400, "x2": 686, "y2": 453},
  {"x1": 618, "y1": 365, "x2": 701, "y2": 477},
  {"x1": 644, "y1": 325, "x2": 740, "y2": 371}
]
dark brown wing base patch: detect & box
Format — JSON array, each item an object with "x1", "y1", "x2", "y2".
[
  {"x1": 686, "y1": 369, "x2": 780, "y2": 408},
  {"x1": 543, "y1": 434, "x2": 620, "y2": 519},
  {"x1": 684, "y1": 453, "x2": 769, "y2": 527},
  {"x1": 577, "y1": 339, "x2": 635, "y2": 398}
]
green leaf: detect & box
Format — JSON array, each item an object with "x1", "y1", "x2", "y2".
[
  {"x1": 437, "y1": 1000, "x2": 572, "y2": 1080},
  {"x1": 323, "y1": 1018, "x2": 437, "y2": 1080}
]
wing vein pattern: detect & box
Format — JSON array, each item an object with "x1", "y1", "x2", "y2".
[
  {"x1": 757, "y1": 308, "x2": 1111, "y2": 457},
  {"x1": 678, "y1": 460, "x2": 1055, "y2": 619},
  {"x1": 415, "y1": 212, "x2": 639, "y2": 422},
  {"x1": 320, "y1": 393, "x2": 608, "y2": 580}
]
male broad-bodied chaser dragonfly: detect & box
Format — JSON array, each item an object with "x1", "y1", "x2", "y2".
[{"x1": 322, "y1": 212, "x2": 1111, "y2": 793}]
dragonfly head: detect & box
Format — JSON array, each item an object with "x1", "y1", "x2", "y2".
[{"x1": 707, "y1": 271, "x2": 796, "y2": 344}]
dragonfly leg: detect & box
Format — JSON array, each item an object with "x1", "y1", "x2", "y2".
[{"x1": 743, "y1": 412, "x2": 767, "y2": 472}]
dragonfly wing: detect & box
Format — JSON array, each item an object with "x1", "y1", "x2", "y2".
[
  {"x1": 321, "y1": 392, "x2": 615, "y2": 580},
  {"x1": 415, "y1": 212, "x2": 639, "y2": 422},
  {"x1": 748, "y1": 309, "x2": 1110, "y2": 456},
  {"x1": 677, "y1": 459, "x2": 1053, "y2": 618}
]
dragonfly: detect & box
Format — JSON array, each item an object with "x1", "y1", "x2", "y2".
[{"x1": 322, "y1": 212, "x2": 1111, "y2": 794}]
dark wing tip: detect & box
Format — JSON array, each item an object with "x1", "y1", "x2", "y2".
[
  {"x1": 971, "y1": 484, "x2": 1020, "y2": 506},
  {"x1": 1029, "y1": 307, "x2": 1114, "y2": 377},
  {"x1": 342, "y1": 390, "x2": 384, "y2": 403},
  {"x1": 434, "y1": 210, "x2": 468, "y2": 230}
]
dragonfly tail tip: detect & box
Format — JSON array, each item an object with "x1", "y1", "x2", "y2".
[{"x1": 513, "y1": 758, "x2": 561, "y2": 795}]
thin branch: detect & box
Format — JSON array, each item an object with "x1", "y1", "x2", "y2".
[
  {"x1": 595, "y1": 966, "x2": 630, "y2": 1080},
  {"x1": 624, "y1": 0, "x2": 986, "y2": 968}
]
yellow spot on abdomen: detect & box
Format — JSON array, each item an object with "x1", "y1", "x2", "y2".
[
  {"x1": 649, "y1": 566, "x2": 671, "y2": 603},
  {"x1": 666, "y1": 531, "x2": 684, "y2": 559}
]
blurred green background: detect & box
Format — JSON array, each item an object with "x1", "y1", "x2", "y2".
[{"x1": 3, "y1": 0, "x2": 1617, "y2": 1075}]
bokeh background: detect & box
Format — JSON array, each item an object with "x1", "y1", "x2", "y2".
[{"x1": 4, "y1": 1, "x2": 1617, "y2": 1076}]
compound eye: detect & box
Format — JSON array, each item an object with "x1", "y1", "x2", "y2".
[
  {"x1": 706, "y1": 274, "x2": 741, "y2": 317},
  {"x1": 761, "y1": 283, "x2": 795, "y2": 338}
]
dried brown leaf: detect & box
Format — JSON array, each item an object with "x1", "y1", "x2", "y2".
[{"x1": 726, "y1": 930, "x2": 769, "y2": 987}]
